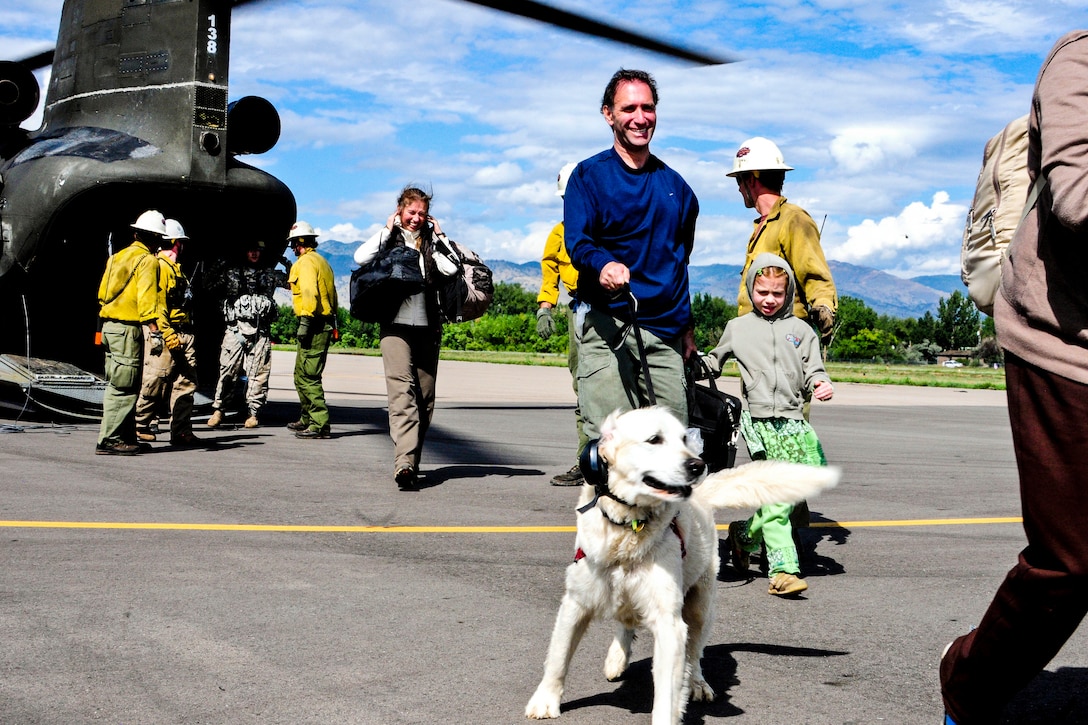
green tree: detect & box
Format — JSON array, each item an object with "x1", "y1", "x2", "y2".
[
  {"x1": 907, "y1": 340, "x2": 942, "y2": 363},
  {"x1": 913, "y1": 312, "x2": 938, "y2": 347},
  {"x1": 936, "y1": 290, "x2": 981, "y2": 350},
  {"x1": 828, "y1": 296, "x2": 878, "y2": 358},
  {"x1": 691, "y1": 293, "x2": 736, "y2": 350},
  {"x1": 835, "y1": 328, "x2": 900, "y2": 361},
  {"x1": 981, "y1": 315, "x2": 996, "y2": 339},
  {"x1": 832, "y1": 296, "x2": 878, "y2": 341},
  {"x1": 975, "y1": 336, "x2": 1003, "y2": 366},
  {"x1": 334, "y1": 307, "x2": 380, "y2": 349},
  {"x1": 271, "y1": 305, "x2": 298, "y2": 344},
  {"x1": 489, "y1": 281, "x2": 537, "y2": 316}
]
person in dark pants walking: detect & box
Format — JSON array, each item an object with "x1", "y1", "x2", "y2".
[{"x1": 940, "y1": 29, "x2": 1088, "y2": 725}]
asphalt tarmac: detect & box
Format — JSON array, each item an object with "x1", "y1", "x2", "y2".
[{"x1": 1, "y1": 351, "x2": 1085, "y2": 725}]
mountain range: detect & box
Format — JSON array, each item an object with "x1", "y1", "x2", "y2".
[{"x1": 314, "y1": 239, "x2": 966, "y2": 319}]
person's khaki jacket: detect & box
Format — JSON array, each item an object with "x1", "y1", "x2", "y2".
[
  {"x1": 98, "y1": 241, "x2": 159, "y2": 324},
  {"x1": 537, "y1": 222, "x2": 579, "y2": 306},
  {"x1": 996, "y1": 30, "x2": 1088, "y2": 385},
  {"x1": 155, "y1": 253, "x2": 192, "y2": 336},
  {"x1": 737, "y1": 196, "x2": 836, "y2": 323}
]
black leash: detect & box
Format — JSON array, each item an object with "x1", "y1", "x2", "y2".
[
  {"x1": 612, "y1": 286, "x2": 657, "y2": 406},
  {"x1": 577, "y1": 287, "x2": 659, "y2": 519}
]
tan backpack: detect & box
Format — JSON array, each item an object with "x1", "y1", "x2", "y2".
[{"x1": 960, "y1": 115, "x2": 1030, "y2": 316}]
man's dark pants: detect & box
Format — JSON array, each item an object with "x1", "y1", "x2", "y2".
[{"x1": 941, "y1": 352, "x2": 1088, "y2": 723}]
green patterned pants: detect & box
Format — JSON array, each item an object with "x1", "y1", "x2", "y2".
[{"x1": 733, "y1": 414, "x2": 827, "y2": 575}]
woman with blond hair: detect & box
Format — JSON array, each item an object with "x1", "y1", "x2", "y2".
[{"x1": 354, "y1": 186, "x2": 460, "y2": 490}]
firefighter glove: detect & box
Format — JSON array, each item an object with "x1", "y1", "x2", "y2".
[
  {"x1": 809, "y1": 304, "x2": 835, "y2": 345},
  {"x1": 162, "y1": 329, "x2": 182, "y2": 351},
  {"x1": 535, "y1": 307, "x2": 555, "y2": 340},
  {"x1": 297, "y1": 316, "x2": 313, "y2": 346}
]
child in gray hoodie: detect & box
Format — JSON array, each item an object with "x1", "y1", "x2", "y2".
[{"x1": 706, "y1": 252, "x2": 833, "y2": 596}]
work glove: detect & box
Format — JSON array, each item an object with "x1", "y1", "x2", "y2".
[
  {"x1": 297, "y1": 316, "x2": 313, "y2": 346},
  {"x1": 148, "y1": 330, "x2": 164, "y2": 357},
  {"x1": 162, "y1": 329, "x2": 182, "y2": 351},
  {"x1": 809, "y1": 304, "x2": 835, "y2": 346},
  {"x1": 535, "y1": 307, "x2": 555, "y2": 340}
]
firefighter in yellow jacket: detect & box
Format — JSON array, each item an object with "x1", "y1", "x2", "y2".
[
  {"x1": 134, "y1": 219, "x2": 202, "y2": 447},
  {"x1": 728, "y1": 137, "x2": 837, "y2": 343},
  {"x1": 286, "y1": 221, "x2": 338, "y2": 439},
  {"x1": 535, "y1": 162, "x2": 586, "y2": 486},
  {"x1": 95, "y1": 210, "x2": 165, "y2": 455}
]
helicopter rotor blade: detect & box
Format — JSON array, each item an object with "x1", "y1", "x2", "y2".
[
  {"x1": 13, "y1": 0, "x2": 733, "y2": 71},
  {"x1": 460, "y1": 0, "x2": 732, "y2": 65},
  {"x1": 15, "y1": 49, "x2": 54, "y2": 73}
]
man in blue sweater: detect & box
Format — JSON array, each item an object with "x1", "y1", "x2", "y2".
[{"x1": 564, "y1": 68, "x2": 700, "y2": 443}]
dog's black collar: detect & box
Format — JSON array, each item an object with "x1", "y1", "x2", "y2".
[{"x1": 578, "y1": 483, "x2": 652, "y2": 532}]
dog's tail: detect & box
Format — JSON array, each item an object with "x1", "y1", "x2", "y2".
[{"x1": 694, "y1": 460, "x2": 840, "y2": 511}]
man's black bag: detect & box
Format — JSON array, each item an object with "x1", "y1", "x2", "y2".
[
  {"x1": 688, "y1": 358, "x2": 741, "y2": 472},
  {"x1": 349, "y1": 244, "x2": 426, "y2": 324}
]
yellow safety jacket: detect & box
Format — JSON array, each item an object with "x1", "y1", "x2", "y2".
[
  {"x1": 155, "y1": 253, "x2": 192, "y2": 336},
  {"x1": 536, "y1": 222, "x2": 579, "y2": 306},
  {"x1": 737, "y1": 196, "x2": 837, "y2": 320},
  {"x1": 290, "y1": 248, "x2": 338, "y2": 318},
  {"x1": 98, "y1": 241, "x2": 159, "y2": 324}
]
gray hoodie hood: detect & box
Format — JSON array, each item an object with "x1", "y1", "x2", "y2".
[{"x1": 745, "y1": 252, "x2": 797, "y2": 321}]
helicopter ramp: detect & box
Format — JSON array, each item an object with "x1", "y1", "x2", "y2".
[
  {"x1": 0, "y1": 354, "x2": 215, "y2": 420},
  {"x1": 0, "y1": 354, "x2": 107, "y2": 419}
]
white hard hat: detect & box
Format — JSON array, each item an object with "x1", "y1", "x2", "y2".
[
  {"x1": 556, "y1": 162, "x2": 577, "y2": 197},
  {"x1": 727, "y1": 137, "x2": 794, "y2": 177},
  {"x1": 131, "y1": 209, "x2": 167, "y2": 236},
  {"x1": 164, "y1": 218, "x2": 188, "y2": 241},
  {"x1": 288, "y1": 220, "x2": 317, "y2": 241}
]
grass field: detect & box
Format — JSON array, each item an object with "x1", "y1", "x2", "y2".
[
  {"x1": 821, "y1": 362, "x2": 1004, "y2": 390},
  {"x1": 319, "y1": 348, "x2": 1007, "y2": 391}
]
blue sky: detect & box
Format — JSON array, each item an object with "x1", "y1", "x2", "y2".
[{"x1": 3, "y1": 0, "x2": 1079, "y2": 278}]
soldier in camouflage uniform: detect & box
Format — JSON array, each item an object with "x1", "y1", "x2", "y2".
[{"x1": 205, "y1": 240, "x2": 289, "y2": 429}]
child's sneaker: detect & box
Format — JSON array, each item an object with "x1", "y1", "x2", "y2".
[{"x1": 768, "y1": 572, "x2": 808, "y2": 596}]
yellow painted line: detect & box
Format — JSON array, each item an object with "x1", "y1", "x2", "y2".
[
  {"x1": 0, "y1": 521, "x2": 575, "y2": 533},
  {"x1": 808, "y1": 517, "x2": 1022, "y2": 528},
  {"x1": 0, "y1": 517, "x2": 1022, "y2": 533}
]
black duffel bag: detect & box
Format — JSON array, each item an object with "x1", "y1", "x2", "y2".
[
  {"x1": 688, "y1": 357, "x2": 741, "y2": 472},
  {"x1": 349, "y1": 244, "x2": 426, "y2": 323}
]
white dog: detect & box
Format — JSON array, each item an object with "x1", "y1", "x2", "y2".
[{"x1": 525, "y1": 407, "x2": 840, "y2": 724}]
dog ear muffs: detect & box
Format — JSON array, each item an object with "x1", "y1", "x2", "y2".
[{"x1": 579, "y1": 439, "x2": 608, "y2": 487}]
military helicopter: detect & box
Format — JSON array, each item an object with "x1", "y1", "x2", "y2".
[{"x1": 0, "y1": 0, "x2": 727, "y2": 417}]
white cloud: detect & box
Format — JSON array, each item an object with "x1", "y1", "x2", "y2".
[
  {"x1": 829, "y1": 127, "x2": 921, "y2": 174},
  {"x1": 4, "y1": 0, "x2": 1067, "y2": 281},
  {"x1": 470, "y1": 162, "x2": 524, "y2": 188},
  {"x1": 827, "y1": 192, "x2": 967, "y2": 273},
  {"x1": 324, "y1": 222, "x2": 368, "y2": 244}
]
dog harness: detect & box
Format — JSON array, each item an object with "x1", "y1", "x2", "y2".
[{"x1": 574, "y1": 517, "x2": 685, "y2": 562}]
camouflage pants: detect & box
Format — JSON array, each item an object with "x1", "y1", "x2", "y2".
[{"x1": 212, "y1": 326, "x2": 272, "y2": 416}]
